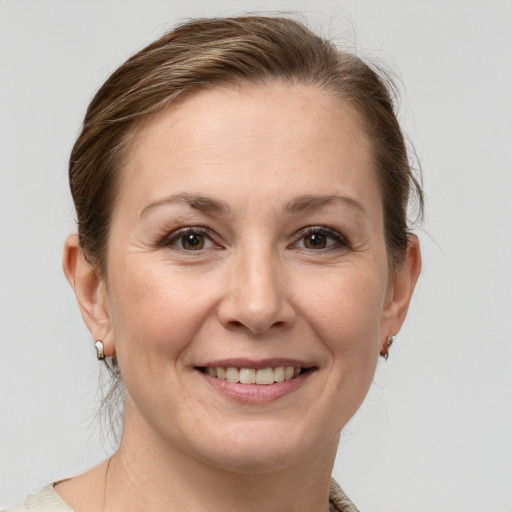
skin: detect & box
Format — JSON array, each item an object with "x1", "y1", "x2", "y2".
[{"x1": 61, "y1": 82, "x2": 421, "y2": 512}]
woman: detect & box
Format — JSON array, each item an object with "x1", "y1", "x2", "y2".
[{"x1": 7, "y1": 15, "x2": 421, "y2": 512}]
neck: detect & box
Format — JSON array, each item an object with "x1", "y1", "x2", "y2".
[{"x1": 104, "y1": 407, "x2": 338, "y2": 512}]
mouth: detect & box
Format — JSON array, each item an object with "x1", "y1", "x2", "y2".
[
  {"x1": 194, "y1": 360, "x2": 317, "y2": 402},
  {"x1": 196, "y1": 365, "x2": 314, "y2": 385}
]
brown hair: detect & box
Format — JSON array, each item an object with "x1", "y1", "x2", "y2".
[{"x1": 69, "y1": 15, "x2": 423, "y2": 277}]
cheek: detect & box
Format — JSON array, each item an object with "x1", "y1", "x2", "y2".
[
  {"x1": 106, "y1": 259, "x2": 217, "y2": 368},
  {"x1": 298, "y1": 267, "x2": 387, "y2": 426},
  {"x1": 295, "y1": 263, "x2": 388, "y2": 354}
]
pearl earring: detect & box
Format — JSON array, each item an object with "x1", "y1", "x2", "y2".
[{"x1": 95, "y1": 340, "x2": 105, "y2": 360}]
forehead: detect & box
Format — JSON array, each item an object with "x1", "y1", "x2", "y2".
[{"x1": 115, "y1": 82, "x2": 380, "y2": 219}]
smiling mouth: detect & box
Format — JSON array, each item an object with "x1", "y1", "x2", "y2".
[{"x1": 197, "y1": 366, "x2": 313, "y2": 385}]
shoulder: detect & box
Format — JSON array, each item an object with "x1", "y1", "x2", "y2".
[{"x1": 2, "y1": 484, "x2": 73, "y2": 512}]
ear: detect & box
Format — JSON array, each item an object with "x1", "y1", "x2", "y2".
[
  {"x1": 380, "y1": 234, "x2": 422, "y2": 351},
  {"x1": 62, "y1": 234, "x2": 115, "y2": 357}
]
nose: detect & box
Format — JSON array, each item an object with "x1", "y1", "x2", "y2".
[{"x1": 217, "y1": 248, "x2": 296, "y2": 335}]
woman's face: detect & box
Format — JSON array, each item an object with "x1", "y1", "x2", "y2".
[{"x1": 90, "y1": 83, "x2": 413, "y2": 471}]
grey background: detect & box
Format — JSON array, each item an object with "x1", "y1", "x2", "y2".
[{"x1": 1, "y1": 1, "x2": 511, "y2": 510}]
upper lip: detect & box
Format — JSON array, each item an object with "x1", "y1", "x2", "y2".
[{"x1": 195, "y1": 358, "x2": 315, "y2": 369}]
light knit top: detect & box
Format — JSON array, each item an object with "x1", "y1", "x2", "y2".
[{"x1": 3, "y1": 478, "x2": 360, "y2": 512}]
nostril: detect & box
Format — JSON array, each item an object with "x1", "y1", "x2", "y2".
[
  {"x1": 226, "y1": 319, "x2": 287, "y2": 333},
  {"x1": 218, "y1": 294, "x2": 296, "y2": 334}
]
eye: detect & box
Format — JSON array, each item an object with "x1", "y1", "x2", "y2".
[
  {"x1": 294, "y1": 227, "x2": 349, "y2": 251},
  {"x1": 302, "y1": 232, "x2": 329, "y2": 249},
  {"x1": 163, "y1": 228, "x2": 216, "y2": 251}
]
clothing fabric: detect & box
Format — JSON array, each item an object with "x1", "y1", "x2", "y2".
[
  {"x1": 3, "y1": 484, "x2": 72, "y2": 512},
  {"x1": 4, "y1": 478, "x2": 360, "y2": 512}
]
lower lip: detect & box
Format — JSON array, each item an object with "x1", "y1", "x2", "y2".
[{"x1": 197, "y1": 370, "x2": 313, "y2": 403}]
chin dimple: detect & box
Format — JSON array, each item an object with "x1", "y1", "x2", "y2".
[{"x1": 200, "y1": 366, "x2": 303, "y2": 385}]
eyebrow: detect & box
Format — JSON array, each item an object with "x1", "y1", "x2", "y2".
[
  {"x1": 287, "y1": 194, "x2": 365, "y2": 214},
  {"x1": 140, "y1": 193, "x2": 230, "y2": 219},
  {"x1": 140, "y1": 192, "x2": 365, "y2": 219}
]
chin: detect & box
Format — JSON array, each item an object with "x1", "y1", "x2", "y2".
[
  {"x1": 183, "y1": 420, "x2": 328, "y2": 474},
  {"x1": 202, "y1": 444, "x2": 304, "y2": 475}
]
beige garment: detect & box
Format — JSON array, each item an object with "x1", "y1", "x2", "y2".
[
  {"x1": 3, "y1": 478, "x2": 360, "y2": 512},
  {"x1": 2, "y1": 484, "x2": 72, "y2": 512}
]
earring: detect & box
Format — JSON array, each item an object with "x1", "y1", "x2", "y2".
[
  {"x1": 95, "y1": 340, "x2": 105, "y2": 360},
  {"x1": 382, "y1": 335, "x2": 395, "y2": 360}
]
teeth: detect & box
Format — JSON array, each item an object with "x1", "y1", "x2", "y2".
[
  {"x1": 225, "y1": 367, "x2": 239, "y2": 383},
  {"x1": 204, "y1": 365, "x2": 304, "y2": 384},
  {"x1": 239, "y1": 368, "x2": 256, "y2": 384},
  {"x1": 274, "y1": 366, "x2": 285, "y2": 382},
  {"x1": 256, "y1": 367, "x2": 275, "y2": 385}
]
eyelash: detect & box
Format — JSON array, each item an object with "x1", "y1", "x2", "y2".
[
  {"x1": 159, "y1": 226, "x2": 350, "y2": 252},
  {"x1": 292, "y1": 226, "x2": 351, "y2": 251},
  {"x1": 159, "y1": 227, "x2": 218, "y2": 251}
]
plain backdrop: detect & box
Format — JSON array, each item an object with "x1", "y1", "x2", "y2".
[{"x1": 1, "y1": 1, "x2": 511, "y2": 511}]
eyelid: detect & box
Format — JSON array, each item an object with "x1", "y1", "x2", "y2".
[
  {"x1": 292, "y1": 226, "x2": 351, "y2": 250},
  {"x1": 159, "y1": 226, "x2": 219, "y2": 250},
  {"x1": 156, "y1": 225, "x2": 349, "y2": 252}
]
